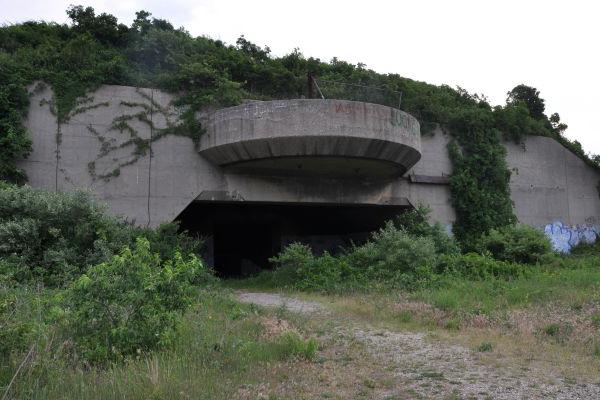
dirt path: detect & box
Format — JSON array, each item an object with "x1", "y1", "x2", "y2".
[
  {"x1": 236, "y1": 291, "x2": 600, "y2": 399},
  {"x1": 236, "y1": 292, "x2": 325, "y2": 314}
]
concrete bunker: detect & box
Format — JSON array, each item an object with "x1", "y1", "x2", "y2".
[
  {"x1": 199, "y1": 99, "x2": 422, "y2": 174},
  {"x1": 15, "y1": 84, "x2": 600, "y2": 260},
  {"x1": 175, "y1": 201, "x2": 411, "y2": 277},
  {"x1": 171, "y1": 98, "x2": 424, "y2": 277}
]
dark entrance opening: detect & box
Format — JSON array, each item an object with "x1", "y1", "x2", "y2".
[{"x1": 175, "y1": 201, "x2": 409, "y2": 278}]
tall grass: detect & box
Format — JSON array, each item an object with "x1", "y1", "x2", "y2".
[
  {"x1": 414, "y1": 257, "x2": 600, "y2": 315},
  {"x1": 1, "y1": 290, "x2": 316, "y2": 400}
]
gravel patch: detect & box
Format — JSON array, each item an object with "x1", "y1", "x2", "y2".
[
  {"x1": 236, "y1": 292, "x2": 600, "y2": 399},
  {"x1": 354, "y1": 329, "x2": 600, "y2": 399},
  {"x1": 236, "y1": 292, "x2": 324, "y2": 313}
]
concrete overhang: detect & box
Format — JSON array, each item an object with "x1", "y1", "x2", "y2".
[{"x1": 199, "y1": 99, "x2": 422, "y2": 176}]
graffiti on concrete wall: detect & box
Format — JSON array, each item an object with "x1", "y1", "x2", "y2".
[
  {"x1": 543, "y1": 221, "x2": 599, "y2": 253},
  {"x1": 332, "y1": 102, "x2": 420, "y2": 135}
]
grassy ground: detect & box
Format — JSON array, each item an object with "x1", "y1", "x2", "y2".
[
  {"x1": 0, "y1": 290, "x2": 323, "y2": 400},
  {"x1": 226, "y1": 251, "x2": 600, "y2": 380},
  {"x1": 1, "y1": 289, "x2": 407, "y2": 399},
  {"x1": 4, "y1": 252, "x2": 600, "y2": 398}
]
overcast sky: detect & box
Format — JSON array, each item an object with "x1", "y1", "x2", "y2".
[{"x1": 2, "y1": 0, "x2": 599, "y2": 154}]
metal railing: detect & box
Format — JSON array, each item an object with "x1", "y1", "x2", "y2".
[{"x1": 309, "y1": 74, "x2": 403, "y2": 109}]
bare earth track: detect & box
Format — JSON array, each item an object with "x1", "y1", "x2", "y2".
[{"x1": 237, "y1": 291, "x2": 600, "y2": 399}]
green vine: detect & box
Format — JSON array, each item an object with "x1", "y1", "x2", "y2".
[
  {"x1": 69, "y1": 100, "x2": 110, "y2": 119},
  {"x1": 86, "y1": 90, "x2": 185, "y2": 182},
  {"x1": 446, "y1": 118, "x2": 516, "y2": 246}
]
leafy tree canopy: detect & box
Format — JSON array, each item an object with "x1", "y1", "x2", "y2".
[{"x1": 507, "y1": 84, "x2": 546, "y2": 121}]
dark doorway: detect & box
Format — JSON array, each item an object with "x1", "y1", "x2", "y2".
[
  {"x1": 175, "y1": 201, "x2": 409, "y2": 278},
  {"x1": 213, "y1": 221, "x2": 272, "y2": 277}
]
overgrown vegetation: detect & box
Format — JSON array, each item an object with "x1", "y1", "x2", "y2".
[
  {"x1": 0, "y1": 183, "x2": 200, "y2": 286},
  {"x1": 231, "y1": 215, "x2": 600, "y2": 380},
  {"x1": 0, "y1": 175, "x2": 597, "y2": 398},
  {"x1": 0, "y1": 184, "x2": 321, "y2": 397},
  {"x1": 1, "y1": 6, "x2": 598, "y2": 242},
  {"x1": 476, "y1": 223, "x2": 552, "y2": 264},
  {"x1": 65, "y1": 238, "x2": 209, "y2": 363},
  {"x1": 240, "y1": 210, "x2": 600, "y2": 371},
  {"x1": 0, "y1": 184, "x2": 209, "y2": 366},
  {"x1": 241, "y1": 206, "x2": 552, "y2": 292},
  {"x1": 1, "y1": 289, "x2": 319, "y2": 399},
  {"x1": 2, "y1": 6, "x2": 600, "y2": 396}
]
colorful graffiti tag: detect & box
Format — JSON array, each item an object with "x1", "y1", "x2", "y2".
[{"x1": 543, "y1": 221, "x2": 600, "y2": 253}]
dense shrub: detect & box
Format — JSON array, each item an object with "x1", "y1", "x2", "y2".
[
  {"x1": 393, "y1": 205, "x2": 460, "y2": 256},
  {"x1": 477, "y1": 224, "x2": 552, "y2": 264},
  {"x1": 569, "y1": 240, "x2": 600, "y2": 257},
  {"x1": 0, "y1": 288, "x2": 35, "y2": 355},
  {"x1": 269, "y1": 244, "x2": 347, "y2": 291},
  {"x1": 0, "y1": 184, "x2": 211, "y2": 369},
  {"x1": 265, "y1": 220, "x2": 551, "y2": 291},
  {"x1": 267, "y1": 242, "x2": 313, "y2": 285},
  {"x1": 347, "y1": 222, "x2": 437, "y2": 285},
  {"x1": 269, "y1": 222, "x2": 437, "y2": 291},
  {"x1": 0, "y1": 184, "x2": 201, "y2": 286},
  {"x1": 295, "y1": 252, "x2": 348, "y2": 292},
  {"x1": 436, "y1": 253, "x2": 529, "y2": 280},
  {"x1": 65, "y1": 237, "x2": 210, "y2": 363}
]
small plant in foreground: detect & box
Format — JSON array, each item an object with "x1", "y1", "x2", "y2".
[
  {"x1": 570, "y1": 302, "x2": 583, "y2": 312},
  {"x1": 397, "y1": 310, "x2": 413, "y2": 323},
  {"x1": 477, "y1": 342, "x2": 493, "y2": 352},
  {"x1": 591, "y1": 312, "x2": 600, "y2": 329},
  {"x1": 541, "y1": 322, "x2": 574, "y2": 343},
  {"x1": 594, "y1": 345, "x2": 600, "y2": 358},
  {"x1": 362, "y1": 378, "x2": 376, "y2": 388},
  {"x1": 444, "y1": 318, "x2": 461, "y2": 330},
  {"x1": 278, "y1": 331, "x2": 318, "y2": 360},
  {"x1": 544, "y1": 323, "x2": 561, "y2": 337}
]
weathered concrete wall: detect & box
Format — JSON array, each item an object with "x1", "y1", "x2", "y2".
[
  {"x1": 200, "y1": 99, "x2": 421, "y2": 174},
  {"x1": 508, "y1": 137, "x2": 600, "y2": 251},
  {"x1": 20, "y1": 85, "x2": 213, "y2": 226},
  {"x1": 402, "y1": 129, "x2": 600, "y2": 227},
  {"x1": 402, "y1": 129, "x2": 455, "y2": 226},
  {"x1": 506, "y1": 137, "x2": 600, "y2": 227},
  {"x1": 17, "y1": 84, "x2": 600, "y2": 249},
  {"x1": 400, "y1": 129, "x2": 600, "y2": 250},
  {"x1": 18, "y1": 85, "x2": 416, "y2": 226}
]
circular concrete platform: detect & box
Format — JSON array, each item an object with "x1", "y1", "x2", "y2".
[{"x1": 199, "y1": 99, "x2": 421, "y2": 176}]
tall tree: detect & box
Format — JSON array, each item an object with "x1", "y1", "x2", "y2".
[{"x1": 506, "y1": 84, "x2": 546, "y2": 120}]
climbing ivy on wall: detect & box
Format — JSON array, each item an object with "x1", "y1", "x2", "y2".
[
  {"x1": 446, "y1": 109, "x2": 516, "y2": 245},
  {"x1": 85, "y1": 91, "x2": 192, "y2": 182},
  {"x1": 0, "y1": 54, "x2": 31, "y2": 183},
  {"x1": 1, "y1": 5, "x2": 597, "y2": 243}
]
